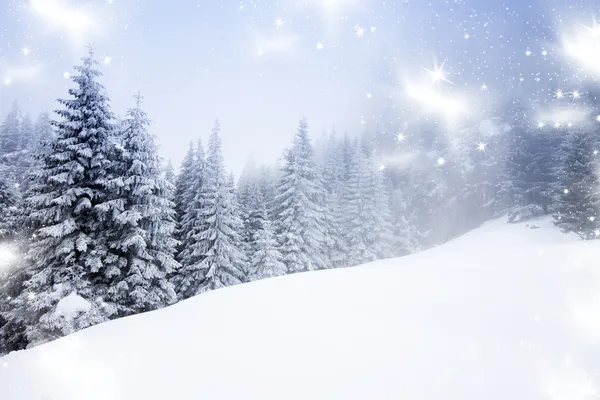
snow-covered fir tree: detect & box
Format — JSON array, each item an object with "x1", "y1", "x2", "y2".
[
  {"x1": 0, "y1": 102, "x2": 21, "y2": 156},
  {"x1": 494, "y1": 99, "x2": 560, "y2": 222},
  {"x1": 164, "y1": 160, "x2": 176, "y2": 193},
  {"x1": 320, "y1": 134, "x2": 348, "y2": 267},
  {"x1": 9, "y1": 49, "x2": 118, "y2": 345},
  {"x1": 272, "y1": 119, "x2": 328, "y2": 273},
  {"x1": 340, "y1": 143, "x2": 375, "y2": 265},
  {"x1": 174, "y1": 139, "x2": 207, "y2": 296},
  {"x1": 0, "y1": 173, "x2": 20, "y2": 243},
  {"x1": 173, "y1": 142, "x2": 196, "y2": 244},
  {"x1": 99, "y1": 94, "x2": 178, "y2": 316},
  {"x1": 247, "y1": 198, "x2": 286, "y2": 280},
  {"x1": 553, "y1": 122, "x2": 600, "y2": 239},
  {"x1": 33, "y1": 112, "x2": 54, "y2": 150},
  {"x1": 174, "y1": 122, "x2": 246, "y2": 297}
]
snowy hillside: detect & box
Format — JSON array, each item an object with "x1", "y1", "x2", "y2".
[{"x1": 1, "y1": 218, "x2": 600, "y2": 400}]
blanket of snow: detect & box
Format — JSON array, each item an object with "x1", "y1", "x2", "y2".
[
  {"x1": 1, "y1": 218, "x2": 600, "y2": 400},
  {"x1": 54, "y1": 291, "x2": 92, "y2": 321}
]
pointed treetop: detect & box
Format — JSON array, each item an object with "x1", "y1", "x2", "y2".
[{"x1": 133, "y1": 92, "x2": 144, "y2": 108}]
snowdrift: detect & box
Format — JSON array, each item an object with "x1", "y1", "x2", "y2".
[{"x1": 1, "y1": 218, "x2": 600, "y2": 400}]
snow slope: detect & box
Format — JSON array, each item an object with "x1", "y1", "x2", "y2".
[{"x1": 2, "y1": 218, "x2": 600, "y2": 400}]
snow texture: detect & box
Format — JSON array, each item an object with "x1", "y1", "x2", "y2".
[
  {"x1": 53, "y1": 292, "x2": 91, "y2": 322},
  {"x1": 1, "y1": 218, "x2": 599, "y2": 400}
]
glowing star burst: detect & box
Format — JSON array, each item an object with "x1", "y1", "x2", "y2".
[
  {"x1": 425, "y1": 59, "x2": 452, "y2": 85},
  {"x1": 103, "y1": 56, "x2": 113, "y2": 65},
  {"x1": 563, "y1": 22, "x2": 600, "y2": 74},
  {"x1": 274, "y1": 18, "x2": 284, "y2": 27},
  {"x1": 464, "y1": 33, "x2": 470, "y2": 39},
  {"x1": 572, "y1": 90, "x2": 581, "y2": 99},
  {"x1": 476, "y1": 141, "x2": 488, "y2": 151},
  {"x1": 355, "y1": 25, "x2": 365, "y2": 37},
  {"x1": 378, "y1": 164, "x2": 386, "y2": 171},
  {"x1": 542, "y1": 50, "x2": 548, "y2": 56},
  {"x1": 22, "y1": 47, "x2": 31, "y2": 56},
  {"x1": 437, "y1": 157, "x2": 445, "y2": 166},
  {"x1": 555, "y1": 89, "x2": 564, "y2": 99},
  {"x1": 396, "y1": 133, "x2": 406, "y2": 143},
  {"x1": 481, "y1": 83, "x2": 488, "y2": 91},
  {"x1": 525, "y1": 50, "x2": 532, "y2": 56},
  {"x1": 554, "y1": 121, "x2": 562, "y2": 129},
  {"x1": 537, "y1": 122, "x2": 545, "y2": 128},
  {"x1": 564, "y1": 188, "x2": 570, "y2": 194}
]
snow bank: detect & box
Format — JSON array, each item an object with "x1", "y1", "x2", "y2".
[
  {"x1": 1, "y1": 218, "x2": 600, "y2": 400},
  {"x1": 54, "y1": 291, "x2": 92, "y2": 321}
]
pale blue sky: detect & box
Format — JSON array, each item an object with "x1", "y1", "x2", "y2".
[{"x1": 0, "y1": 0, "x2": 596, "y2": 173}]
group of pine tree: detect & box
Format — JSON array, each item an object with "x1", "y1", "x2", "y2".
[{"x1": 0, "y1": 50, "x2": 599, "y2": 354}]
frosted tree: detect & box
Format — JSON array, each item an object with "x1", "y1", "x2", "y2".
[
  {"x1": 258, "y1": 165, "x2": 278, "y2": 218},
  {"x1": 553, "y1": 124, "x2": 600, "y2": 239},
  {"x1": 11, "y1": 49, "x2": 117, "y2": 345},
  {"x1": 247, "y1": 199, "x2": 286, "y2": 280},
  {"x1": 174, "y1": 142, "x2": 196, "y2": 242},
  {"x1": 164, "y1": 160, "x2": 176, "y2": 193},
  {"x1": 237, "y1": 160, "x2": 261, "y2": 251},
  {"x1": 99, "y1": 94, "x2": 178, "y2": 316},
  {"x1": 272, "y1": 119, "x2": 328, "y2": 273},
  {"x1": 0, "y1": 173, "x2": 20, "y2": 243},
  {"x1": 340, "y1": 143, "x2": 372, "y2": 265},
  {"x1": 33, "y1": 112, "x2": 54, "y2": 150},
  {"x1": 389, "y1": 187, "x2": 422, "y2": 256},
  {"x1": 0, "y1": 102, "x2": 21, "y2": 156},
  {"x1": 18, "y1": 115, "x2": 34, "y2": 153},
  {"x1": 175, "y1": 139, "x2": 206, "y2": 273},
  {"x1": 494, "y1": 99, "x2": 560, "y2": 222},
  {"x1": 0, "y1": 103, "x2": 26, "y2": 185},
  {"x1": 363, "y1": 152, "x2": 396, "y2": 260},
  {"x1": 176, "y1": 122, "x2": 245, "y2": 297},
  {"x1": 321, "y1": 134, "x2": 348, "y2": 267}
]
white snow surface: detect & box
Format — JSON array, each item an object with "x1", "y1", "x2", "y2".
[
  {"x1": 2, "y1": 218, "x2": 600, "y2": 400},
  {"x1": 53, "y1": 291, "x2": 92, "y2": 321}
]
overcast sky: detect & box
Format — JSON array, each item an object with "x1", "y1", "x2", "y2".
[{"x1": 0, "y1": 0, "x2": 598, "y2": 174}]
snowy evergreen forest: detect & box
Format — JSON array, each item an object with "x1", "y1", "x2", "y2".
[{"x1": 0, "y1": 49, "x2": 599, "y2": 354}]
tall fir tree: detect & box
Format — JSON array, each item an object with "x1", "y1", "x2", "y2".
[
  {"x1": 174, "y1": 122, "x2": 246, "y2": 297},
  {"x1": 33, "y1": 112, "x2": 54, "y2": 150},
  {"x1": 340, "y1": 143, "x2": 372, "y2": 265},
  {"x1": 0, "y1": 173, "x2": 20, "y2": 243},
  {"x1": 173, "y1": 142, "x2": 196, "y2": 244},
  {"x1": 174, "y1": 139, "x2": 207, "y2": 292},
  {"x1": 554, "y1": 123, "x2": 600, "y2": 238},
  {"x1": 0, "y1": 102, "x2": 21, "y2": 156},
  {"x1": 99, "y1": 94, "x2": 178, "y2": 316},
  {"x1": 272, "y1": 119, "x2": 328, "y2": 273},
  {"x1": 321, "y1": 134, "x2": 348, "y2": 267},
  {"x1": 9, "y1": 48, "x2": 118, "y2": 345},
  {"x1": 362, "y1": 151, "x2": 396, "y2": 260},
  {"x1": 248, "y1": 200, "x2": 287, "y2": 280}
]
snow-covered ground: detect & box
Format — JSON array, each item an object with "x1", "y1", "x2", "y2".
[{"x1": 1, "y1": 218, "x2": 600, "y2": 400}]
